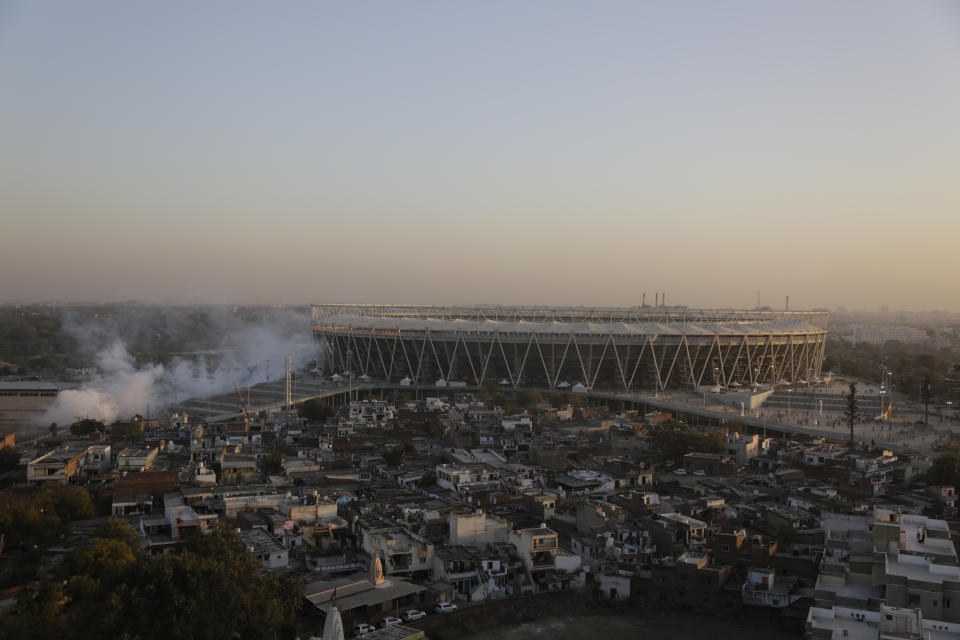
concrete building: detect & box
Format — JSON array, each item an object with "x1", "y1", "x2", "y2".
[
  {"x1": 805, "y1": 605, "x2": 960, "y2": 640},
  {"x1": 647, "y1": 513, "x2": 708, "y2": 554},
  {"x1": 435, "y1": 463, "x2": 501, "y2": 496},
  {"x1": 849, "y1": 325, "x2": 928, "y2": 345},
  {"x1": 0, "y1": 381, "x2": 78, "y2": 427},
  {"x1": 239, "y1": 528, "x2": 289, "y2": 569},
  {"x1": 359, "y1": 519, "x2": 434, "y2": 577},
  {"x1": 220, "y1": 454, "x2": 257, "y2": 483},
  {"x1": 27, "y1": 447, "x2": 86, "y2": 484},
  {"x1": 117, "y1": 447, "x2": 158, "y2": 473},
  {"x1": 724, "y1": 432, "x2": 771, "y2": 465},
  {"x1": 598, "y1": 573, "x2": 631, "y2": 601},
  {"x1": 82, "y1": 444, "x2": 112, "y2": 476},
  {"x1": 816, "y1": 510, "x2": 959, "y2": 623},
  {"x1": 448, "y1": 509, "x2": 510, "y2": 546},
  {"x1": 741, "y1": 567, "x2": 801, "y2": 608},
  {"x1": 508, "y1": 525, "x2": 583, "y2": 590}
]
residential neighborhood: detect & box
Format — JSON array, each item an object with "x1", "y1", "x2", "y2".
[{"x1": 3, "y1": 382, "x2": 960, "y2": 639}]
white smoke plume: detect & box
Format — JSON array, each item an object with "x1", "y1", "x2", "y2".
[{"x1": 40, "y1": 307, "x2": 318, "y2": 426}]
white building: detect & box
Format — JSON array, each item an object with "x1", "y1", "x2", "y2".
[
  {"x1": 435, "y1": 463, "x2": 501, "y2": 496},
  {"x1": 240, "y1": 528, "x2": 289, "y2": 569},
  {"x1": 806, "y1": 605, "x2": 959, "y2": 640},
  {"x1": 361, "y1": 526, "x2": 434, "y2": 576},
  {"x1": 723, "y1": 432, "x2": 771, "y2": 465},
  {"x1": 449, "y1": 510, "x2": 510, "y2": 546}
]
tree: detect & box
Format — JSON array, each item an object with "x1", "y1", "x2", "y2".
[
  {"x1": 18, "y1": 524, "x2": 305, "y2": 640},
  {"x1": 927, "y1": 453, "x2": 960, "y2": 487},
  {"x1": 260, "y1": 449, "x2": 284, "y2": 475},
  {"x1": 728, "y1": 420, "x2": 746, "y2": 434},
  {"x1": 843, "y1": 382, "x2": 859, "y2": 469},
  {"x1": 113, "y1": 421, "x2": 144, "y2": 441},
  {"x1": 10, "y1": 582, "x2": 66, "y2": 640},
  {"x1": 515, "y1": 389, "x2": 542, "y2": 409},
  {"x1": 66, "y1": 537, "x2": 136, "y2": 581},
  {"x1": 0, "y1": 484, "x2": 93, "y2": 548},
  {"x1": 921, "y1": 374, "x2": 933, "y2": 427},
  {"x1": 383, "y1": 444, "x2": 406, "y2": 467},
  {"x1": 0, "y1": 447, "x2": 20, "y2": 473},
  {"x1": 70, "y1": 418, "x2": 105, "y2": 436},
  {"x1": 300, "y1": 398, "x2": 334, "y2": 422},
  {"x1": 94, "y1": 517, "x2": 142, "y2": 554},
  {"x1": 35, "y1": 483, "x2": 94, "y2": 524},
  {"x1": 649, "y1": 420, "x2": 724, "y2": 461}
]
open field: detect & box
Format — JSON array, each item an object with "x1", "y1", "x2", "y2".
[{"x1": 461, "y1": 612, "x2": 800, "y2": 640}]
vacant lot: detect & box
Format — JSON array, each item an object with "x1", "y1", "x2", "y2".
[{"x1": 462, "y1": 612, "x2": 800, "y2": 640}]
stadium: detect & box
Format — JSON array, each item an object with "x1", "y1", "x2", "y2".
[{"x1": 312, "y1": 305, "x2": 828, "y2": 393}]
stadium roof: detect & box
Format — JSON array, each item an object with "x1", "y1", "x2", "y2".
[{"x1": 314, "y1": 314, "x2": 825, "y2": 336}]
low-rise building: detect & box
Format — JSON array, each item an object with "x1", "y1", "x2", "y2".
[
  {"x1": 117, "y1": 447, "x2": 158, "y2": 473},
  {"x1": 448, "y1": 509, "x2": 510, "y2": 546},
  {"x1": 221, "y1": 454, "x2": 258, "y2": 483},
  {"x1": 805, "y1": 605, "x2": 960, "y2": 640},
  {"x1": 239, "y1": 528, "x2": 289, "y2": 569},
  {"x1": 27, "y1": 447, "x2": 86, "y2": 484},
  {"x1": 83, "y1": 444, "x2": 112, "y2": 476}
]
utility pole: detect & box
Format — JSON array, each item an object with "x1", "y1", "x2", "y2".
[
  {"x1": 346, "y1": 348, "x2": 353, "y2": 403},
  {"x1": 844, "y1": 382, "x2": 859, "y2": 469},
  {"x1": 285, "y1": 354, "x2": 292, "y2": 426},
  {"x1": 921, "y1": 375, "x2": 932, "y2": 428}
]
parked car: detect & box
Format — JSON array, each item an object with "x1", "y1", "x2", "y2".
[
  {"x1": 403, "y1": 609, "x2": 426, "y2": 621},
  {"x1": 435, "y1": 602, "x2": 458, "y2": 614},
  {"x1": 380, "y1": 617, "x2": 402, "y2": 628},
  {"x1": 673, "y1": 468, "x2": 688, "y2": 475},
  {"x1": 693, "y1": 469, "x2": 706, "y2": 477},
  {"x1": 353, "y1": 623, "x2": 376, "y2": 636}
]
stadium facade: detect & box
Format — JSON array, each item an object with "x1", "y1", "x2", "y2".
[{"x1": 312, "y1": 305, "x2": 828, "y2": 392}]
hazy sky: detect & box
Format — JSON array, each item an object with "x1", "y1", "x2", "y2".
[{"x1": 1, "y1": 1, "x2": 958, "y2": 311}]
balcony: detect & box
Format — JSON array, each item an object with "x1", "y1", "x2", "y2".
[{"x1": 532, "y1": 537, "x2": 558, "y2": 552}]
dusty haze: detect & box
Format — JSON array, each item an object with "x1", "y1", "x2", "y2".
[{"x1": 1, "y1": 2, "x2": 958, "y2": 311}]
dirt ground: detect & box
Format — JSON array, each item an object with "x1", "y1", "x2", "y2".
[{"x1": 460, "y1": 612, "x2": 800, "y2": 640}]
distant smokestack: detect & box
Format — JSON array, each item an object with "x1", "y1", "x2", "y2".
[
  {"x1": 662, "y1": 292, "x2": 666, "y2": 308},
  {"x1": 642, "y1": 292, "x2": 646, "y2": 307},
  {"x1": 786, "y1": 296, "x2": 789, "y2": 312},
  {"x1": 655, "y1": 293, "x2": 659, "y2": 307}
]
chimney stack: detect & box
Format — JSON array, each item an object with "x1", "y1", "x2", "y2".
[
  {"x1": 662, "y1": 292, "x2": 666, "y2": 308},
  {"x1": 786, "y1": 296, "x2": 789, "y2": 312},
  {"x1": 642, "y1": 292, "x2": 646, "y2": 307},
  {"x1": 655, "y1": 293, "x2": 659, "y2": 307}
]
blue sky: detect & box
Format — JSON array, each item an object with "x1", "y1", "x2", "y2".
[{"x1": 1, "y1": 1, "x2": 958, "y2": 310}]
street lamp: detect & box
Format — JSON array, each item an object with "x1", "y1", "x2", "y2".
[
  {"x1": 787, "y1": 388, "x2": 793, "y2": 415},
  {"x1": 948, "y1": 401, "x2": 954, "y2": 427}
]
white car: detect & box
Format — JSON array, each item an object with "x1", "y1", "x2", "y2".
[
  {"x1": 353, "y1": 623, "x2": 375, "y2": 636},
  {"x1": 435, "y1": 601, "x2": 458, "y2": 614},
  {"x1": 672, "y1": 468, "x2": 688, "y2": 475},
  {"x1": 693, "y1": 469, "x2": 706, "y2": 477},
  {"x1": 404, "y1": 609, "x2": 426, "y2": 621},
  {"x1": 380, "y1": 617, "x2": 402, "y2": 628}
]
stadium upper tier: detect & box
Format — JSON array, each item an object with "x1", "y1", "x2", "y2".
[{"x1": 312, "y1": 305, "x2": 828, "y2": 392}]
